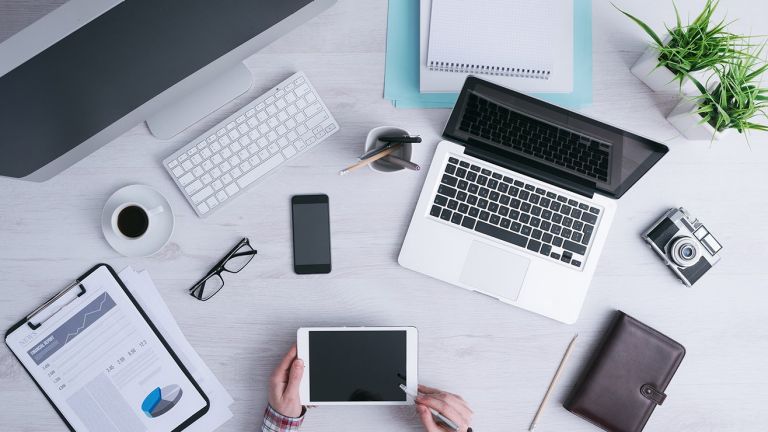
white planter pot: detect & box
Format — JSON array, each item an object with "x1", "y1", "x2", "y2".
[
  {"x1": 666, "y1": 97, "x2": 730, "y2": 141},
  {"x1": 630, "y1": 35, "x2": 709, "y2": 96}
]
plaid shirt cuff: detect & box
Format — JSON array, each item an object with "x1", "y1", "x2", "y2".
[{"x1": 261, "y1": 404, "x2": 306, "y2": 432}]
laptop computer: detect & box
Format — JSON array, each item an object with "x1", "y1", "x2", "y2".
[{"x1": 398, "y1": 77, "x2": 668, "y2": 324}]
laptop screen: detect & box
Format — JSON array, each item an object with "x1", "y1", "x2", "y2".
[{"x1": 443, "y1": 77, "x2": 668, "y2": 199}]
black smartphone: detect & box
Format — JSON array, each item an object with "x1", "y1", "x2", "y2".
[{"x1": 291, "y1": 194, "x2": 332, "y2": 274}]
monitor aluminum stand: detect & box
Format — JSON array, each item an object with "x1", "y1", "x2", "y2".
[{"x1": 145, "y1": 63, "x2": 253, "y2": 140}]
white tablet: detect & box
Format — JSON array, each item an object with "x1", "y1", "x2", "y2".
[{"x1": 297, "y1": 327, "x2": 418, "y2": 405}]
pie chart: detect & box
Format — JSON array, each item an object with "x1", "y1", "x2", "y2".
[{"x1": 141, "y1": 384, "x2": 183, "y2": 418}]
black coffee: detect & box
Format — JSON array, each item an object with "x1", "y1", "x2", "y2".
[{"x1": 117, "y1": 205, "x2": 149, "y2": 238}]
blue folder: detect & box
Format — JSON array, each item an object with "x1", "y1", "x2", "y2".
[{"x1": 384, "y1": 0, "x2": 593, "y2": 109}]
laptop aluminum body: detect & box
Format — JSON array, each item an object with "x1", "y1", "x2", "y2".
[{"x1": 399, "y1": 77, "x2": 668, "y2": 324}]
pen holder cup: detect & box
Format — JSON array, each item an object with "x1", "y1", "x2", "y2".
[{"x1": 364, "y1": 126, "x2": 413, "y2": 173}]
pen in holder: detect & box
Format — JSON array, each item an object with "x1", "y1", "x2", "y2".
[{"x1": 362, "y1": 126, "x2": 419, "y2": 173}]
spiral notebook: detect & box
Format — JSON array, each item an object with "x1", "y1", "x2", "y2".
[{"x1": 422, "y1": 0, "x2": 573, "y2": 93}]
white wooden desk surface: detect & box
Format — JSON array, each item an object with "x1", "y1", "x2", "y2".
[{"x1": 1, "y1": 1, "x2": 767, "y2": 431}]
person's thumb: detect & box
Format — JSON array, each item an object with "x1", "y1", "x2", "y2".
[
  {"x1": 416, "y1": 404, "x2": 441, "y2": 432},
  {"x1": 285, "y1": 358, "x2": 304, "y2": 396}
]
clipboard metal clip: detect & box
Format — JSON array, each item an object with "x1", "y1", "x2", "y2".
[{"x1": 27, "y1": 280, "x2": 87, "y2": 330}]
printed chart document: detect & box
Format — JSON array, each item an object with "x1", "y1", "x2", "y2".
[
  {"x1": 5, "y1": 265, "x2": 231, "y2": 431},
  {"x1": 119, "y1": 266, "x2": 233, "y2": 432}
]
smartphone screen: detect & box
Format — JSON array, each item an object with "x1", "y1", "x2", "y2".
[{"x1": 291, "y1": 194, "x2": 331, "y2": 274}]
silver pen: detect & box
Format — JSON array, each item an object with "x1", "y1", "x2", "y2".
[{"x1": 399, "y1": 384, "x2": 459, "y2": 432}]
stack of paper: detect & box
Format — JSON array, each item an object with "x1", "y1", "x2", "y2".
[
  {"x1": 119, "y1": 267, "x2": 233, "y2": 432},
  {"x1": 383, "y1": 0, "x2": 593, "y2": 109}
]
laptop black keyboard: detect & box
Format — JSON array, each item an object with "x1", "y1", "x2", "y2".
[
  {"x1": 460, "y1": 93, "x2": 611, "y2": 182},
  {"x1": 429, "y1": 155, "x2": 602, "y2": 268}
]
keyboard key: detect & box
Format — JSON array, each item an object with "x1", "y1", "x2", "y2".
[
  {"x1": 489, "y1": 214, "x2": 501, "y2": 225},
  {"x1": 441, "y1": 174, "x2": 458, "y2": 187},
  {"x1": 282, "y1": 146, "x2": 297, "y2": 158},
  {"x1": 521, "y1": 225, "x2": 532, "y2": 236},
  {"x1": 445, "y1": 164, "x2": 457, "y2": 175},
  {"x1": 526, "y1": 239, "x2": 542, "y2": 253},
  {"x1": 563, "y1": 239, "x2": 587, "y2": 255},
  {"x1": 479, "y1": 211, "x2": 490, "y2": 221},
  {"x1": 185, "y1": 179, "x2": 204, "y2": 195},
  {"x1": 451, "y1": 212, "x2": 463, "y2": 225},
  {"x1": 178, "y1": 172, "x2": 195, "y2": 186},
  {"x1": 589, "y1": 206, "x2": 600, "y2": 214},
  {"x1": 461, "y1": 217, "x2": 476, "y2": 229},
  {"x1": 511, "y1": 222, "x2": 522, "y2": 232},
  {"x1": 440, "y1": 208, "x2": 452, "y2": 221},
  {"x1": 475, "y1": 221, "x2": 528, "y2": 248},
  {"x1": 540, "y1": 244, "x2": 552, "y2": 256},
  {"x1": 581, "y1": 212, "x2": 598, "y2": 225},
  {"x1": 542, "y1": 232, "x2": 553, "y2": 243},
  {"x1": 458, "y1": 203, "x2": 469, "y2": 214},
  {"x1": 237, "y1": 153, "x2": 286, "y2": 188},
  {"x1": 437, "y1": 185, "x2": 457, "y2": 198},
  {"x1": 197, "y1": 203, "x2": 210, "y2": 214},
  {"x1": 456, "y1": 191, "x2": 468, "y2": 202},
  {"x1": 191, "y1": 186, "x2": 214, "y2": 204},
  {"x1": 553, "y1": 236, "x2": 564, "y2": 247},
  {"x1": 434, "y1": 195, "x2": 448, "y2": 206},
  {"x1": 468, "y1": 207, "x2": 480, "y2": 217},
  {"x1": 430, "y1": 205, "x2": 442, "y2": 217},
  {"x1": 447, "y1": 199, "x2": 458, "y2": 210}
]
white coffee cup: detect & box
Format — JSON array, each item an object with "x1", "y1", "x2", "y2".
[{"x1": 111, "y1": 202, "x2": 165, "y2": 240}]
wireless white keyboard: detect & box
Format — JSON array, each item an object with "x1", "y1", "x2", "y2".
[{"x1": 163, "y1": 72, "x2": 339, "y2": 217}]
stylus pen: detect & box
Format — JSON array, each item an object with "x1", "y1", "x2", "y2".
[
  {"x1": 379, "y1": 135, "x2": 423, "y2": 144},
  {"x1": 399, "y1": 384, "x2": 460, "y2": 432}
]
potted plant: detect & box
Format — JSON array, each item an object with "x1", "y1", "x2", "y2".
[
  {"x1": 616, "y1": 0, "x2": 749, "y2": 95},
  {"x1": 667, "y1": 52, "x2": 768, "y2": 140}
]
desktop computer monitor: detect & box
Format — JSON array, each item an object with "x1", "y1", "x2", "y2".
[{"x1": 0, "y1": 0, "x2": 336, "y2": 182}]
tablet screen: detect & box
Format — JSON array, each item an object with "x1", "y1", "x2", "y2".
[{"x1": 309, "y1": 330, "x2": 407, "y2": 402}]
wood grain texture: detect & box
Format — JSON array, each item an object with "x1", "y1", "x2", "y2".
[{"x1": 1, "y1": 1, "x2": 767, "y2": 431}]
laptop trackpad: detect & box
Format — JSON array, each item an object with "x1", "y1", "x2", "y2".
[{"x1": 460, "y1": 241, "x2": 529, "y2": 301}]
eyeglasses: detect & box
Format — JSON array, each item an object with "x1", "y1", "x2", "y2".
[{"x1": 189, "y1": 237, "x2": 257, "y2": 301}]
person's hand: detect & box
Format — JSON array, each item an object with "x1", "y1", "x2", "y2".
[
  {"x1": 415, "y1": 385, "x2": 473, "y2": 432},
  {"x1": 268, "y1": 343, "x2": 305, "y2": 418}
]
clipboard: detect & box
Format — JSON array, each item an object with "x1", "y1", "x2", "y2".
[{"x1": 4, "y1": 264, "x2": 210, "y2": 432}]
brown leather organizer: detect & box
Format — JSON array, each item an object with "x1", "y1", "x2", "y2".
[{"x1": 564, "y1": 311, "x2": 685, "y2": 432}]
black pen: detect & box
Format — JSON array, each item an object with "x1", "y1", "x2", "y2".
[{"x1": 379, "y1": 135, "x2": 422, "y2": 144}]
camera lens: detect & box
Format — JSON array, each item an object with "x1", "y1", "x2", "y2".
[{"x1": 669, "y1": 237, "x2": 700, "y2": 268}]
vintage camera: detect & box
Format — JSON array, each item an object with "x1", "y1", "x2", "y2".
[{"x1": 642, "y1": 207, "x2": 722, "y2": 286}]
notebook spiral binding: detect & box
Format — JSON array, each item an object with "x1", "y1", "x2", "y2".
[{"x1": 428, "y1": 61, "x2": 551, "y2": 79}]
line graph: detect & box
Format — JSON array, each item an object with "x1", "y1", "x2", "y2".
[
  {"x1": 28, "y1": 292, "x2": 117, "y2": 365},
  {"x1": 63, "y1": 293, "x2": 110, "y2": 344}
]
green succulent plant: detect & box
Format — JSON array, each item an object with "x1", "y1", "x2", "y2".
[
  {"x1": 615, "y1": 0, "x2": 752, "y2": 83},
  {"x1": 690, "y1": 50, "x2": 768, "y2": 134}
]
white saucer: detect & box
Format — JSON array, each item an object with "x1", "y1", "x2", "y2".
[{"x1": 101, "y1": 185, "x2": 175, "y2": 257}]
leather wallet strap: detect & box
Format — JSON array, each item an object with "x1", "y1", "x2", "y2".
[{"x1": 640, "y1": 384, "x2": 667, "y2": 405}]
